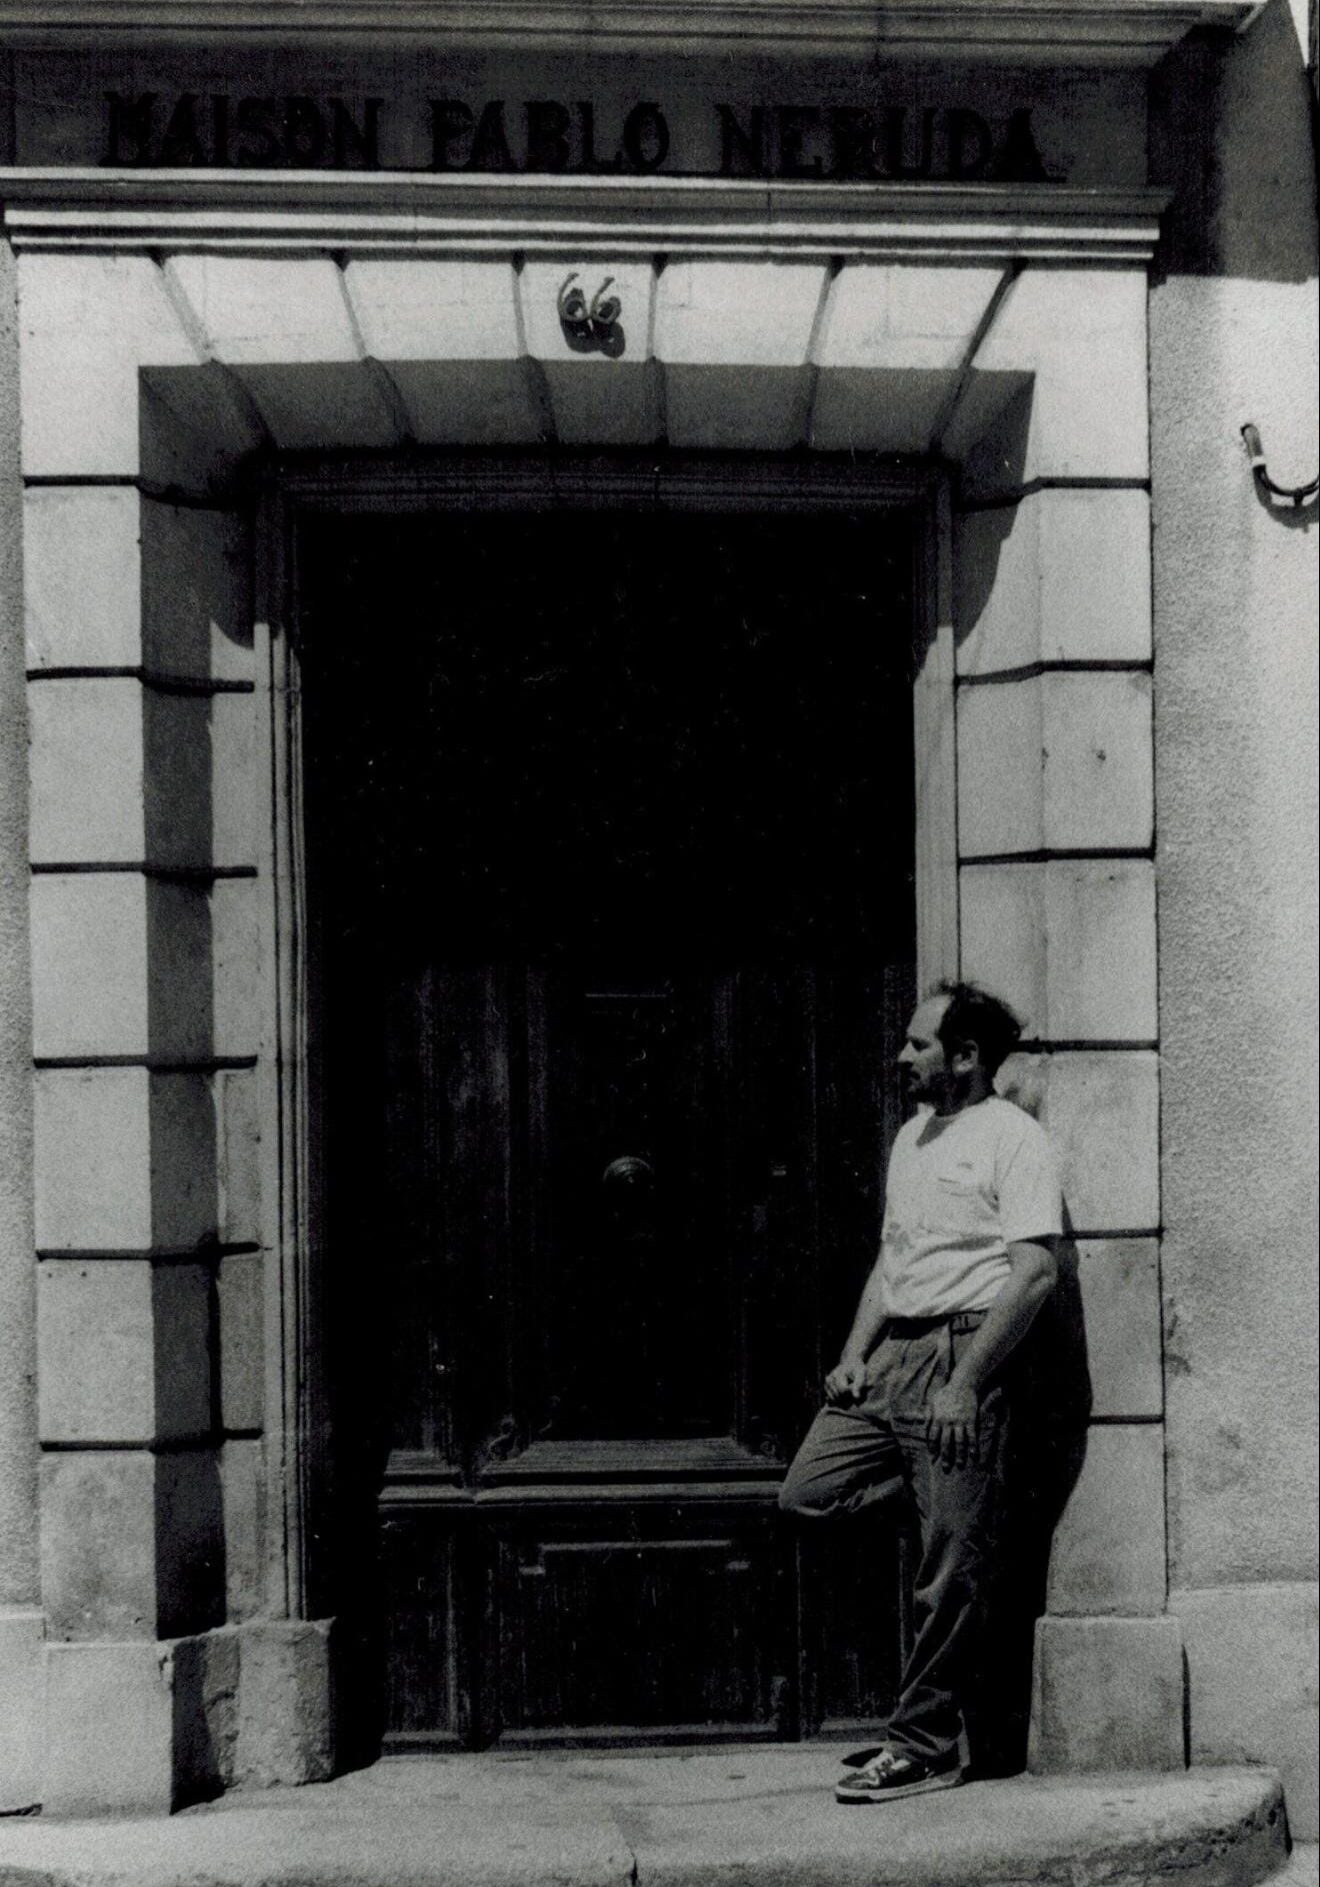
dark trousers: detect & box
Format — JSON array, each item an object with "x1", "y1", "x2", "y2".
[{"x1": 778, "y1": 1314, "x2": 1009, "y2": 1766}]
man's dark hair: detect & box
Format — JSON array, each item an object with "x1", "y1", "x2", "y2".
[{"x1": 933, "y1": 981, "x2": 1023, "y2": 1077}]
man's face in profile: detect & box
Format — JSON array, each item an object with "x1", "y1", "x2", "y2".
[{"x1": 897, "y1": 995, "x2": 952, "y2": 1106}]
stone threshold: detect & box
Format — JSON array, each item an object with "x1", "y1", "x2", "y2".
[{"x1": 0, "y1": 1756, "x2": 1296, "y2": 1887}]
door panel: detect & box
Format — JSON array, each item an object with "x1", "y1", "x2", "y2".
[
  {"x1": 303, "y1": 495, "x2": 917, "y2": 1747},
  {"x1": 496, "y1": 1507, "x2": 789, "y2": 1739},
  {"x1": 532, "y1": 971, "x2": 730, "y2": 1443}
]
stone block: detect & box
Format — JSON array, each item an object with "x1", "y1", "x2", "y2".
[
  {"x1": 146, "y1": 878, "x2": 214, "y2": 1061},
  {"x1": 819, "y1": 262, "x2": 1005, "y2": 371},
  {"x1": 1042, "y1": 1050, "x2": 1160, "y2": 1232},
  {"x1": 1042, "y1": 670, "x2": 1153, "y2": 851},
  {"x1": 1047, "y1": 1423, "x2": 1167, "y2": 1616},
  {"x1": 152, "y1": 1264, "x2": 216, "y2": 1441},
  {"x1": 956, "y1": 675, "x2": 1042, "y2": 856},
  {"x1": 960, "y1": 860, "x2": 1157, "y2": 1041},
  {"x1": 24, "y1": 484, "x2": 142, "y2": 670},
  {"x1": 664, "y1": 364, "x2": 812, "y2": 450},
  {"x1": 243, "y1": 362, "x2": 404, "y2": 451},
  {"x1": 37, "y1": 1259, "x2": 156, "y2": 1442},
  {"x1": 28, "y1": 675, "x2": 145, "y2": 865},
  {"x1": 346, "y1": 257, "x2": 522, "y2": 360},
  {"x1": 385, "y1": 358, "x2": 542, "y2": 445},
  {"x1": 212, "y1": 876, "x2": 260, "y2": 1060},
  {"x1": 35, "y1": 1066, "x2": 152, "y2": 1250},
  {"x1": 956, "y1": 488, "x2": 1153, "y2": 676},
  {"x1": 1042, "y1": 860, "x2": 1156, "y2": 1040},
  {"x1": 30, "y1": 871, "x2": 149, "y2": 1059},
  {"x1": 235, "y1": 1617, "x2": 335, "y2": 1787},
  {"x1": 950, "y1": 267, "x2": 1149, "y2": 490},
  {"x1": 519, "y1": 258, "x2": 654, "y2": 363},
  {"x1": 1028, "y1": 1615, "x2": 1185, "y2": 1771},
  {"x1": 41, "y1": 1448, "x2": 223, "y2": 1643},
  {"x1": 542, "y1": 362, "x2": 663, "y2": 447},
  {"x1": 143, "y1": 355, "x2": 268, "y2": 475},
  {"x1": 812, "y1": 366, "x2": 957, "y2": 453},
  {"x1": 1077, "y1": 1239, "x2": 1164, "y2": 1420},
  {"x1": 32, "y1": 872, "x2": 212, "y2": 1063},
  {"x1": 386, "y1": 354, "x2": 543, "y2": 443},
  {"x1": 217, "y1": 1068, "x2": 262, "y2": 1246},
  {"x1": 958, "y1": 672, "x2": 1153, "y2": 857},
  {"x1": 43, "y1": 1639, "x2": 175, "y2": 1813},
  {"x1": 156, "y1": 1449, "x2": 225, "y2": 1638},
  {"x1": 0, "y1": 1608, "x2": 44, "y2": 1813},
  {"x1": 167, "y1": 254, "x2": 357, "y2": 366},
  {"x1": 154, "y1": 379, "x2": 263, "y2": 496},
  {"x1": 34, "y1": 1067, "x2": 218, "y2": 1253},
  {"x1": 143, "y1": 690, "x2": 214, "y2": 869},
  {"x1": 148, "y1": 1071, "x2": 219, "y2": 1249},
  {"x1": 221, "y1": 1438, "x2": 266, "y2": 1622},
  {"x1": 813, "y1": 264, "x2": 1004, "y2": 451},
  {"x1": 18, "y1": 252, "x2": 198, "y2": 478},
  {"x1": 164, "y1": 257, "x2": 396, "y2": 444},
  {"x1": 960, "y1": 862, "x2": 1047, "y2": 1032},
  {"x1": 656, "y1": 259, "x2": 828, "y2": 366},
  {"x1": 41, "y1": 1449, "x2": 157, "y2": 1638},
  {"x1": 211, "y1": 688, "x2": 260, "y2": 869},
  {"x1": 173, "y1": 1626, "x2": 240, "y2": 1802},
  {"x1": 141, "y1": 499, "x2": 253, "y2": 684},
  {"x1": 218, "y1": 1252, "x2": 264, "y2": 1433},
  {"x1": 1174, "y1": 1581, "x2": 1319, "y2": 1840}
]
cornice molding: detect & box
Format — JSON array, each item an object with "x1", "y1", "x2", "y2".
[
  {"x1": 0, "y1": 169, "x2": 1170, "y2": 261},
  {"x1": 0, "y1": 0, "x2": 1263, "y2": 63}
]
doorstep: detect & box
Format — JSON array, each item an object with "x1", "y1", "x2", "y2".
[{"x1": 0, "y1": 1752, "x2": 1296, "y2": 1887}]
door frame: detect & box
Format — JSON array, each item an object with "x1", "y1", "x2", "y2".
[{"x1": 260, "y1": 446, "x2": 957, "y2": 1631}]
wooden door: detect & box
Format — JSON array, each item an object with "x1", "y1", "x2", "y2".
[{"x1": 300, "y1": 493, "x2": 917, "y2": 1749}]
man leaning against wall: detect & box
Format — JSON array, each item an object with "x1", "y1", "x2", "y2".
[{"x1": 780, "y1": 982, "x2": 1062, "y2": 1803}]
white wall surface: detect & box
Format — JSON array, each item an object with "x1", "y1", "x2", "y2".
[{"x1": 1150, "y1": 0, "x2": 1319, "y2": 1833}]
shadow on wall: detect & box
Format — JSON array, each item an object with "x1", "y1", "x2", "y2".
[
  {"x1": 969, "y1": 1205, "x2": 1092, "y2": 1778},
  {"x1": 140, "y1": 489, "x2": 256, "y2": 1803},
  {"x1": 908, "y1": 373, "x2": 1032, "y2": 680},
  {"x1": 946, "y1": 381, "x2": 1034, "y2": 662},
  {"x1": 1150, "y1": 0, "x2": 1318, "y2": 286}
]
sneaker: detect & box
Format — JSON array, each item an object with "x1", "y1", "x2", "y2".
[{"x1": 834, "y1": 1745, "x2": 963, "y2": 1804}]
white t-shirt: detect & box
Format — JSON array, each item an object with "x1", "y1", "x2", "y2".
[{"x1": 878, "y1": 1096, "x2": 1063, "y2": 1317}]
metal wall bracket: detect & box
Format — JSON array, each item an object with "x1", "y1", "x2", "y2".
[{"x1": 1240, "y1": 422, "x2": 1319, "y2": 508}]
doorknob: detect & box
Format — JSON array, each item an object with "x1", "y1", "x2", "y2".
[{"x1": 601, "y1": 1155, "x2": 654, "y2": 1188}]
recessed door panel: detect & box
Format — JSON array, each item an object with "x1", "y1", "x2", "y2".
[{"x1": 496, "y1": 1508, "x2": 789, "y2": 1739}]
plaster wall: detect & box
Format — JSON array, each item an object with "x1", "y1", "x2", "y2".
[
  {"x1": 1151, "y1": 0, "x2": 1318, "y2": 1593},
  {"x1": 1149, "y1": 0, "x2": 1319, "y2": 1830},
  {"x1": 0, "y1": 226, "x2": 42, "y2": 1813},
  {"x1": 0, "y1": 235, "x2": 34, "y2": 1606}
]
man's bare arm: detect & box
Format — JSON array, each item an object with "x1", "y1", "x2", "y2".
[
  {"x1": 925, "y1": 1239, "x2": 1058, "y2": 1466},
  {"x1": 824, "y1": 1258, "x2": 890, "y2": 1405}
]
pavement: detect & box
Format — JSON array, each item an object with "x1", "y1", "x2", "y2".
[{"x1": 0, "y1": 1751, "x2": 1304, "y2": 1887}]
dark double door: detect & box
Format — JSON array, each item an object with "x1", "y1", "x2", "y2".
[{"x1": 301, "y1": 491, "x2": 916, "y2": 1748}]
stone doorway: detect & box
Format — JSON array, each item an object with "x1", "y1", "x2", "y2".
[{"x1": 7, "y1": 196, "x2": 1167, "y2": 1805}]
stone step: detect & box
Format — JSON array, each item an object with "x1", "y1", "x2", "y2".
[{"x1": 0, "y1": 1757, "x2": 1292, "y2": 1887}]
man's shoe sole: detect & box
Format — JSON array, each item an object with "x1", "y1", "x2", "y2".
[{"x1": 834, "y1": 1767, "x2": 964, "y2": 1805}]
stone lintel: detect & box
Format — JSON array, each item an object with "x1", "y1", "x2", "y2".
[{"x1": 0, "y1": 0, "x2": 1260, "y2": 63}]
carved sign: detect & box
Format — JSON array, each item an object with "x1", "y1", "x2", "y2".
[{"x1": 103, "y1": 93, "x2": 1052, "y2": 182}]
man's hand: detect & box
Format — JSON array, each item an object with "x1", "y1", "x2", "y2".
[
  {"x1": 824, "y1": 1358, "x2": 868, "y2": 1406},
  {"x1": 926, "y1": 1379, "x2": 980, "y2": 1468}
]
